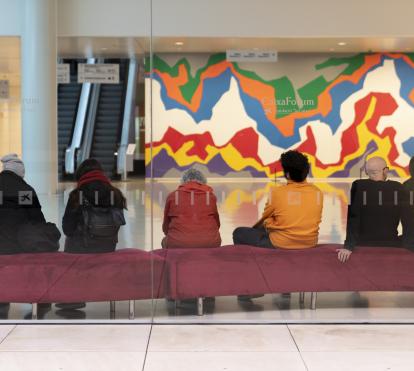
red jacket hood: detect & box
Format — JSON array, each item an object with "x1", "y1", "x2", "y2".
[{"x1": 177, "y1": 181, "x2": 213, "y2": 194}]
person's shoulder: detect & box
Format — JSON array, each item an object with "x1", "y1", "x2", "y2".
[{"x1": 386, "y1": 179, "x2": 403, "y2": 190}]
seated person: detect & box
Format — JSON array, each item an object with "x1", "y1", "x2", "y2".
[
  {"x1": 0, "y1": 154, "x2": 47, "y2": 254},
  {"x1": 0, "y1": 154, "x2": 56, "y2": 315},
  {"x1": 337, "y1": 157, "x2": 404, "y2": 263},
  {"x1": 162, "y1": 168, "x2": 221, "y2": 249},
  {"x1": 62, "y1": 159, "x2": 127, "y2": 253},
  {"x1": 233, "y1": 150, "x2": 323, "y2": 249},
  {"x1": 401, "y1": 156, "x2": 414, "y2": 249},
  {"x1": 57, "y1": 159, "x2": 126, "y2": 311}
]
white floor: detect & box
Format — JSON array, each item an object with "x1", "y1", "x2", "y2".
[{"x1": 0, "y1": 324, "x2": 414, "y2": 370}]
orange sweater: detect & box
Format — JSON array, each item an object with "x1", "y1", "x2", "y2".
[{"x1": 259, "y1": 181, "x2": 323, "y2": 249}]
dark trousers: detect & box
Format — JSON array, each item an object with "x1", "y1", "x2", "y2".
[{"x1": 233, "y1": 227, "x2": 274, "y2": 249}]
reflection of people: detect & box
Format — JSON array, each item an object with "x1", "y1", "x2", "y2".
[
  {"x1": 233, "y1": 151, "x2": 323, "y2": 249},
  {"x1": 162, "y1": 169, "x2": 221, "y2": 249},
  {"x1": 0, "y1": 154, "x2": 46, "y2": 254},
  {"x1": 62, "y1": 159, "x2": 127, "y2": 253},
  {"x1": 338, "y1": 157, "x2": 404, "y2": 263}
]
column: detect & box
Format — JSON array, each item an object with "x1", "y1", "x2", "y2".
[{"x1": 21, "y1": 0, "x2": 57, "y2": 195}]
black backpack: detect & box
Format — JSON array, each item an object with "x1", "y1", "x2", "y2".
[{"x1": 81, "y1": 200, "x2": 126, "y2": 246}]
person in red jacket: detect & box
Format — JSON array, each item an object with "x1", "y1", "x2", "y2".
[{"x1": 162, "y1": 169, "x2": 221, "y2": 249}]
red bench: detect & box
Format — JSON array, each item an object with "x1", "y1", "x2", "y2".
[
  {"x1": 156, "y1": 244, "x2": 414, "y2": 315},
  {"x1": 0, "y1": 249, "x2": 166, "y2": 319},
  {"x1": 2, "y1": 244, "x2": 414, "y2": 319}
]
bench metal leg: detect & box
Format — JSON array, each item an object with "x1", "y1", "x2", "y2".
[
  {"x1": 110, "y1": 301, "x2": 116, "y2": 319},
  {"x1": 129, "y1": 300, "x2": 135, "y2": 320},
  {"x1": 197, "y1": 297, "x2": 204, "y2": 316},
  {"x1": 31, "y1": 303, "x2": 38, "y2": 320},
  {"x1": 299, "y1": 292, "x2": 305, "y2": 305},
  {"x1": 311, "y1": 292, "x2": 317, "y2": 310}
]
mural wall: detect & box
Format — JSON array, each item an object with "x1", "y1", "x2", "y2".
[{"x1": 146, "y1": 52, "x2": 414, "y2": 178}]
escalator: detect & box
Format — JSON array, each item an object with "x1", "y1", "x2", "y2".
[
  {"x1": 89, "y1": 60, "x2": 129, "y2": 177},
  {"x1": 57, "y1": 61, "x2": 82, "y2": 180}
]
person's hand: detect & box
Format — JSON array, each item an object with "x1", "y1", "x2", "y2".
[{"x1": 336, "y1": 248, "x2": 352, "y2": 263}]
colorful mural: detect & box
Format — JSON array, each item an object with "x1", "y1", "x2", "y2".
[{"x1": 145, "y1": 53, "x2": 414, "y2": 178}]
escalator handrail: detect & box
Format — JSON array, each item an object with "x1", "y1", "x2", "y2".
[
  {"x1": 117, "y1": 58, "x2": 138, "y2": 178},
  {"x1": 65, "y1": 58, "x2": 96, "y2": 174}
]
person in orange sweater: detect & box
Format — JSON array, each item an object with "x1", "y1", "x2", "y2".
[{"x1": 233, "y1": 150, "x2": 323, "y2": 249}]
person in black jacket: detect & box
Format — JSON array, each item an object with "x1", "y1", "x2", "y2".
[
  {"x1": 337, "y1": 157, "x2": 405, "y2": 262},
  {"x1": 0, "y1": 154, "x2": 50, "y2": 316},
  {"x1": 57, "y1": 159, "x2": 127, "y2": 312},
  {"x1": 401, "y1": 156, "x2": 414, "y2": 249},
  {"x1": 62, "y1": 159, "x2": 127, "y2": 253},
  {"x1": 0, "y1": 154, "x2": 46, "y2": 254}
]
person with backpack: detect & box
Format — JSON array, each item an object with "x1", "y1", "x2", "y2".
[
  {"x1": 56, "y1": 159, "x2": 126, "y2": 311},
  {"x1": 62, "y1": 159, "x2": 127, "y2": 254}
]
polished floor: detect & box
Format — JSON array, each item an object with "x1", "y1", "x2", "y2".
[
  {"x1": 1, "y1": 324, "x2": 414, "y2": 370},
  {"x1": 1, "y1": 178, "x2": 413, "y2": 323}
]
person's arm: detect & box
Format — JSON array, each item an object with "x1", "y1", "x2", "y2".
[
  {"x1": 253, "y1": 190, "x2": 275, "y2": 228},
  {"x1": 211, "y1": 193, "x2": 220, "y2": 228},
  {"x1": 401, "y1": 185, "x2": 414, "y2": 249},
  {"x1": 62, "y1": 193, "x2": 81, "y2": 236},
  {"x1": 25, "y1": 190, "x2": 46, "y2": 223},
  {"x1": 344, "y1": 181, "x2": 361, "y2": 251},
  {"x1": 338, "y1": 182, "x2": 361, "y2": 262},
  {"x1": 162, "y1": 193, "x2": 173, "y2": 235}
]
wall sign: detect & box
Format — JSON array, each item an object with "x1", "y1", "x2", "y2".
[
  {"x1": 226, "y1": 50, "x2": 278, "y2": 62},
  {"x1": 0, "y1": 80, "x2": 9, "y2": 99},
  {"x1": 57, "y1": 64, "x2": 70, "y2": 84},
  {"x1": 78, "y1": 64, "x2": 120, "y2": 84}
]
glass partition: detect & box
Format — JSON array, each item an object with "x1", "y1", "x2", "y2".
[{"x1": 149, "y1": 33, "x2": 414, "y2": 321}]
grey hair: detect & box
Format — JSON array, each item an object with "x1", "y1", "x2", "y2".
[{"x1": 181, "y1": 168, "x2": 207, "y2": 184}]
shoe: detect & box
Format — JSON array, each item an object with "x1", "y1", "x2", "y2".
[
  {"x1": 39, "y1": 303, "x2": 52, "y2": 309},
  {"x1": 237, "y1": 294, "x2": 264, "y2": 301},
  {"x1": 55, "y1": 309, "x2": 87, "y2": 319},
  {"x1": 55, "y1": 302, "x2": 86, "y2": 310}
]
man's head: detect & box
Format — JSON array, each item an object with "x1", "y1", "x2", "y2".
[
  {"x1": 365, "y1": 156, "x2": 388, "y2": 181},
  {"x1": 181, "y1": 168, "x2": 207, "y2": 184},
  {"x1": 1, "y1": 153, "x2": 25, "y2": 178},
  {"x1": 280, "y1": 150, "x2": 310, "y2": 182}
]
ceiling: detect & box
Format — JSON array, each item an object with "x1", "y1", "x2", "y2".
[{"x1": 57, "y1": 36, "x2": 414, "y2": 58}]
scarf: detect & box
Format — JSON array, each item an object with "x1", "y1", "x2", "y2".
[{"x1": 77, "y1": 170, "x2": 111, "y2": 188}]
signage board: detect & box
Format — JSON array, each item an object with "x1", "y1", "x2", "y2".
[
  {"x1": 226, "y1": 50, "x2": 278, "y2": 62},
  {"x1": 78, "y1": 64, "x2": 120, "y2": 84},
  {"x1": 57, "y1": 64, "x2": 70, "y2": 84}
]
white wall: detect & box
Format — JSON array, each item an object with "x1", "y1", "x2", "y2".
[
  {"x1": 0, "y1": 0, "x2": 23, "y2": 36},
  {"x1": 58, "y1": 0, "x2": 414, "y2": 38},
  {"x1": 57, "y1": 0, "x2": 150, "y2": 37},
  {"x1": 2, "y1": 0, "x2": 414, "y2": 38}
]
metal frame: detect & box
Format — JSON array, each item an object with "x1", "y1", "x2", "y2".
[
  {"x1": 31, "y1": 303, "x2": 38, "y2": 320},
  {"x1": 197, "y1": 297, "x2": 204, "y2": 316},
  {"x1": 311, "y1": 292, "x2": 317, "y2": 310},
  {"x1": 129, "y1": 300, "x2": 135, "y2": 320}
]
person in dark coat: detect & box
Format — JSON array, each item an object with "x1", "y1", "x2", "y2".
[
  {"x1": 162, "y1": 168, "x2": 221, "y2": 249},
  {"x1": 401, "y1": 156, "x2": 414, "y2": 249},
  {"x1": 338, "y1": 157, "x2": 405, "y2": 263},
  {"x1": 57, "y1": 159, "x2": 127, "y2": 311},
  {"x1": 0, "y1": 154, "x2": 46, "y2": 254},
  {"x1": 0, "y1": 154, "x2": 49, "y2": 315},
  {"x1": 62, "y1": 159, "x2": 127, "y2": 253}
]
